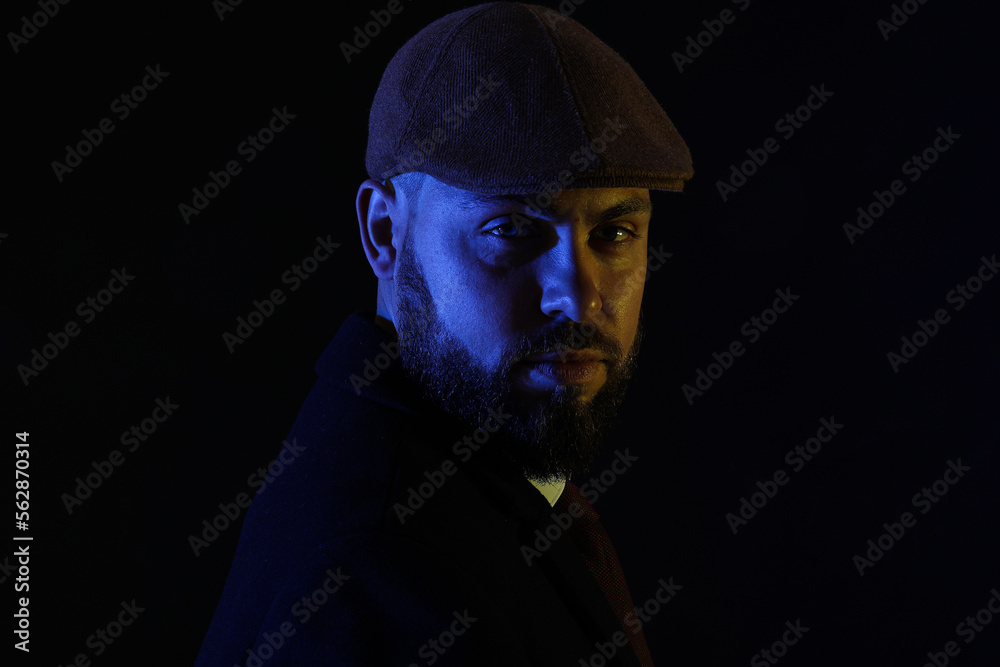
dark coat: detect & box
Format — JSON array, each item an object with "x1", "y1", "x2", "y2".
[{"x1": 195, "y1": 312, "x2": 642, "y2": 666}]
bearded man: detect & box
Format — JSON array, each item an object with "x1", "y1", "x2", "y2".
[{"x1": 196, "y1": 3, "x2": 692, "y2": 665}]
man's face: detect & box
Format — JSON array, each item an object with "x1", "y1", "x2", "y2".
[{"x1": 392, "y1": 175, "x2": 651, "y2": 481}]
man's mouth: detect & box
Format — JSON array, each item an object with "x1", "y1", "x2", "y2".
[
  {"x1": 523, "y1": 350, "x2": 604, "y2": 363},
  {"x1": 521, "y1": 350, "x2": 606, "y2": 386}
]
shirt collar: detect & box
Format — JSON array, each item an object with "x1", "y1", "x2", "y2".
[{"x1": 528, "y1": 477, "x2": 567, "y2": 507}]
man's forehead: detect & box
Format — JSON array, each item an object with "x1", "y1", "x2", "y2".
[{"x1": 447, "y1": 186, "x2": 653, "y2": 220}]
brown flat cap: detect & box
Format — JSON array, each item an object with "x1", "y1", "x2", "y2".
[{"x1": 366, "y1": 2, "x2": 693, "y2": 194}]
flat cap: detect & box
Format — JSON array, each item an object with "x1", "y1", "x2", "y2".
[{"x1": 366, "y1": 2, "x2": 693, "y2": 194}]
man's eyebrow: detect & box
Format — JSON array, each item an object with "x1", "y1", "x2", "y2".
[
  {"x1": 456, "y1": 193, "x2": 540, "y2": 211},
  {"x1": 597, "y1": 197, "x2": 653, "y2": 224},
  {"x1": 455, "y1": 193, "x2": 653, "y2": 222}
]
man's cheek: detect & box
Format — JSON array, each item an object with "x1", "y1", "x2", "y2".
[
  {"x1": 452, "y1": 295, "x2": 512, "y2": 360},
  {"x1": 601, "y1": 269, "x2": 644, "y2": 320},
  {"x1": 607, "y1": 253, "x2": 647, "y2": 296},
  {"x1": 601, "y1": 277, "x2": 643, "y2": 356}
]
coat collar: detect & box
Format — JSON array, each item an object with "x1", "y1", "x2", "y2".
[
  {"x1": 316, "y1": 312, "x2": 641, "y2": 665},
  {"x1": 316, "y1": 311, "x2": 426, "y2": 416}
]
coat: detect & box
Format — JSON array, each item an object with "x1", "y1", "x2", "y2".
[{"x1": 195, "y1": 312, "x2": 643, "y2": 666}]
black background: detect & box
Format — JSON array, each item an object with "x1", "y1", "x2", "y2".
[{"x1": 4, "y1": 0, "x2": 998, "y2": 665}]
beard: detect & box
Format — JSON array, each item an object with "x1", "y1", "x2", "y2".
[{"x1": 393, "y1": 240, "x2": 643, "y2": 482}]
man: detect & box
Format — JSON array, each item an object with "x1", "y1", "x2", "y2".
[{"x1": 196, "y1": 3, "x2": 692, "y2": 665}]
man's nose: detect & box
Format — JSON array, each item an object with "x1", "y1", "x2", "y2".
[{"x1": 537, "y1": 241, "x2": 602, "y2": 323}]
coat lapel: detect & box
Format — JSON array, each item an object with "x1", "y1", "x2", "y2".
[
  {"x1": 328, "y1": 312, "x2": 642, "y2": 666},
  {"x1": 462, "y1": 445, "x2": 643, "y2": 667}
]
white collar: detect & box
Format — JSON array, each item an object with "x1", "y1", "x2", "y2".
[{"x1": 528, "y1": 477, "x2": 567, "y2": 507}]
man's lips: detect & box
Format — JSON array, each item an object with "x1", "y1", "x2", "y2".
[
  {"x1": 520, "y1": 351, "x2": 606, "y2": 386},
  {"x1": 523, "y1": 350, "x2": 604, "y2": 363}
]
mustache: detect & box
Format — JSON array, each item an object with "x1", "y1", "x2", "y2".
[{"x1": 504, "y1": 321, "x2": 625, "y2": 367}]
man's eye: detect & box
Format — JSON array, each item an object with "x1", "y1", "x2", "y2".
[
  {"x1": 592, "y1": 226, "x2": 639, "y2": 243},
  {"x1": 484, "y1": 216, "x2": 539, "y2": 239}
]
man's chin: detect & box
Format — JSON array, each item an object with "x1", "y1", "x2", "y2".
[
  {"x1": 398, "y1": 342, "x2": 638, "y2": 481},
  {"x1": 490, "y1": 381, "x2": 624, "y2": 482},
  {"x1": 510, "y1": 381, "x2": 591, "y2": 406}
]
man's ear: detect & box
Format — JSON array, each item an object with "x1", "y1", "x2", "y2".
[{"x1": 357, "y1": 178, "x2": 406, "y2": 280}]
